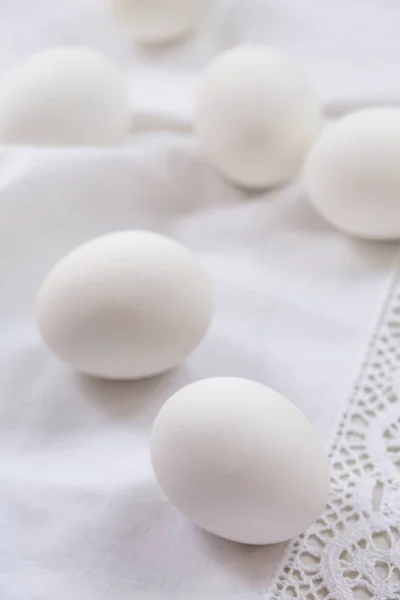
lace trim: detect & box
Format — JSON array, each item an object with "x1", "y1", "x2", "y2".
[{"x1": 269, "y1": 262, "x2": 400, "y2": 600}]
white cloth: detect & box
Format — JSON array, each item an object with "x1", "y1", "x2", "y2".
[{"x1": 0, "y1": 1, "x2": 399, "y2": 598}]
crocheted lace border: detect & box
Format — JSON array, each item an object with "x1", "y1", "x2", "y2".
[{"x1": 268, "y1": 260, "x2": 400, "y2": 600}]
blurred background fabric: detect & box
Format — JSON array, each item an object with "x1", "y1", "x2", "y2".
[{"x1": 0, "y1": 1, "x2": 399, "y2": 598}]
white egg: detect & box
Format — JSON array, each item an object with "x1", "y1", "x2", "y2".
[
  {"x1": 0, "y1": 47, "x2": 131, "y2": 146},
  {"x1": 195, "y1": 46, "x2": 321, "y2": 189},
  {"x1": 110, "y1": 0, "x2": 213, "y2": 44},
  {"x1": 151, "y1": 377, "x2": 330, "y2": 545},
  {"x1": 305, "y1": 108, "x2": 400, "y2": 240},
  {"x1": 36, "y1": 231, "x2": 213, "y2": 379}
]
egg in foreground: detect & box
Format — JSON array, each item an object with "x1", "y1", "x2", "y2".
[
  {"x1": 36, "y1": 231, "x2": 213, "y2": 379},
  {"x1": 151, "y1": 377, "x2": 330, "y2": 545}
]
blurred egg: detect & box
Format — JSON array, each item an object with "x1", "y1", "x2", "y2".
[
  {"x1": 305, "y1": 108, "x2": 400, "y2": 239},
  {"x1": 151, "y1": 377, "x2": 330, "y2": 545},
  {"x1": 110, "y1": 0, "x2": 213, "y2": 44},
  {"x1": 36, "y1": 231, "x2": 213, "y2": 379},
  {"x1": 195, "y1": 46, "x2": 321, "y2": 189},
  {"x1": 0, "y1": 47, "x2": 131, "y2": 146}
]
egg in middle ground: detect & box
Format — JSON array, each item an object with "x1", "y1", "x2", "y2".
[
  {"x1": 151, "y1": 377, "x2": 330, "y2": 545},
  {"x1": 195, "y1": 45, "x2": 321, "y2": 190},
  {"x1": 36, "y1": 231, "x2": 213, "y2": 379}
]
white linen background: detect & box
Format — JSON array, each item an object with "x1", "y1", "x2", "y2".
[{"x1": 0, "y1": 1, "x2": 399, "y2": 598}]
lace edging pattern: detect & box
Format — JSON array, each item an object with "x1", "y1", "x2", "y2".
[{"x1": 268, "y1": 268, "x2": 400, "y2": 600}]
